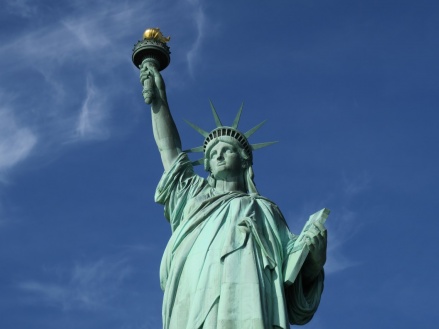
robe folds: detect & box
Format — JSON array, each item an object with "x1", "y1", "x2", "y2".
[{"x1": 155, "y1": 153, "x2": 324, "y2": 329}]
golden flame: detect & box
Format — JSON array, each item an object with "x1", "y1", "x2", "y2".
[{"x1": 143, "y1": 28, "x2": 170, "y2": 43}]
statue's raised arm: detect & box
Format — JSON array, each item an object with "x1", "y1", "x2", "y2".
[{"x1": 140, "y1": 61, "x2": 182, "y2": 172}]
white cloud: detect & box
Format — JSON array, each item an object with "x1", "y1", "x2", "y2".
[
  {"x1": 323, "y1": 174, "x2": 371, "y2": 274},
  {"x1": 4, "y1": 0, "x2": 37, "y2": 18},
  {"x1": 62, "y1": 19, "x2": 111, "y2": 50},
  {"x1": 0, "y1": 107, "x2": 37, "y2": 173},
  {"x1": 75, "y1": 76, "x2": 109, "y2": 141},
  {"x1": 324, "y1": 208, "x2": 361, "y2": 274},
  {"x1": 0, "y1": 0, "x2": 159, "y2": 143},
  {"x1": 2, "y1": 15, "x2": 111, "y2": 69},
  {"x1": 18, "y1": 281, "x2": 68, "y2": 307},
  {"x1": 186, "y1": 2, "x2": 207, "y2": 76},
  {"x1": 0, "y1": 0, "x2": 212, "y2": 177},
  {"x1": 342, "y1": 172, "x2": 371, "y2": 197},
  {"x1": 285, "y1": 172, "x2": 371, "y2": 275},
  {"x1": 0, "y1": 1, "x2": 153, "y2": 74},
  {"x1": 18, "y1": 254, "x2": 133, "y2": 311}
]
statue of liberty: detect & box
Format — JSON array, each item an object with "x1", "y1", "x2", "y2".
[{"x1": 134, "y1": 29, "x2": 328, "y2": 329}]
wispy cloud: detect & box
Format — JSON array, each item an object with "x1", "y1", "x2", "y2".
[
  {"x1": 286, "y1": 172, "x2": 371, "y2": 275},
  {"x1": 0, "y1": 0, "x2": 213, "y2": 180},
  {"x1": 341, "y1": 172, "x2": 371, "y2": 197},
  {"x1": 0, "y1": 1, "x2": 147, "y2": 173},
  {"x1": 18, "y1": 254, "x2": 133, "y2": 311},
  {"x1": 62, "y1": 18, "x2": 111, "y2": 51},
  {"x1": 0, "y1": 105, "x2": 37, "y2": 174},
  {"x1": 185, "y1": 1, "x2": 208, "y2": 76},
  {"x1": 324, "y1": 173, "x2": 371, "y2": 274},
  {"x1": 4, "y1": 0, "x2": 37, "y2": 18},
  {"x1": 1, "y1": 4, "x2": 135, "y2": 70},
  {"x1": 74, "y1": 76, "x2": 109, "y2": 141},
  {"x1": 324, "y1": 208, "x2": 361, "y2": 274}
]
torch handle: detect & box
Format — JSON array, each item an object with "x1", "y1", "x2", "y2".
[{"x1": 140, "y1": 59, "x2": 159, "y2": 105}]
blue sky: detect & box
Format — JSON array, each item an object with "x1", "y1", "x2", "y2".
[{"x1": 1, "y1": 0, "x2": 438, "y2": 328}]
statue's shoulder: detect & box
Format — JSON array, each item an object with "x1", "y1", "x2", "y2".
[{"x1": 252, "y1": 193, "x2": 278, "y2": 206}]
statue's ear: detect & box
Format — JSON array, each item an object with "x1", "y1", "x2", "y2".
[{"x1": 241, "y1": 158, "x2": 250, "y2": 169}]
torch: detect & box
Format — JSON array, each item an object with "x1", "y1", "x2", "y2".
[{"x1": 132, "y1": 28, "x2": 171, "y2": 104}]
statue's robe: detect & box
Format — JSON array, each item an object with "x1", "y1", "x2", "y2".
[{"x1": 156, "y1": 153, "x2": 324, "y2": 329}]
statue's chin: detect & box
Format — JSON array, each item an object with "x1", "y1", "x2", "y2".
[{"x1": 144, "y1": 97, "x2": 153, "y2": 104}]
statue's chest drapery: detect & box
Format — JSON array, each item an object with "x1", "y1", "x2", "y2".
[{"x1": 163, "y1": 193, "x2": 285, "y2": 328}]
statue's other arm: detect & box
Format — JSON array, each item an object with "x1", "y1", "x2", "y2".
[{"x1": 140, "y1": 61, "x2": 182, "y2": 171}]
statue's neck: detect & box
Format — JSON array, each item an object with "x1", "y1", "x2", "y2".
[{"x1": 214, "y1": 177, "x2": 246, "y2": 193}]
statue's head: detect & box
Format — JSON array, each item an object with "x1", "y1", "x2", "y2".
[
  {"x1": 204, "y1": 137, "x2": 251, "y2": 180},
  {"x1": 203, "y1": 127, "x2": 252, "y2": 175},
  {"x1": 184, "y1": 101, "x2": 277, "y2": 194}
]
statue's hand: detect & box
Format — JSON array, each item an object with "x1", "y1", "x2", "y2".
[
  {"x1": 139, "y1": 62, "x2": 149, "y2": 83},
  {"x1": 302, "y1": 222, "x2": 327, "y2": 280},
  {"x1": 145, "y1": 62, "x2": 165, "y2": 91},
  {"x1": 139, "y1": 61, "x2": 166, "y2": 105}
]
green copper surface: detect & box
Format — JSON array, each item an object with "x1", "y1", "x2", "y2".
[{"x1": 136, "y1": 43, "x2": 329, "y2": 328}]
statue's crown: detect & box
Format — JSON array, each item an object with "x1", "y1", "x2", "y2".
[{"x1": 185, "y1": 101, "x2": 277, "y2": 167}]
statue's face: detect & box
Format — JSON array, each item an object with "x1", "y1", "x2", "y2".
[{"x1": 208, "y1": 141, "x2": 242, "y2": 180}]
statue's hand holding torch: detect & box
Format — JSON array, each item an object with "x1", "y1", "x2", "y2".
[
  {"x1": 140, "y1": 61, "x2": 167, "y2": 105},
  {"x1": 139, "y1": 61, "x2": 155, "y2": 104},
  {"x1": 132, "y1": 28, "x2": 171, "y2": 105}
]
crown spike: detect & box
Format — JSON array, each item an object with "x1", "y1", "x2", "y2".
[
  {"x1": 185, "y1": 120, "x2": 209, "y2": 137},
  {"x1": 244, "y1": 120, "x2": 266, "y2": 138},
  {"x1": 251, "y1": 141, "x2": 278, "y2": 150},
  {"x1": 232, "y1": 102, "x2": 244, "y2": 129},
  {"x1": 209, "y1": 100, "x2": 223, "y2": 127}
]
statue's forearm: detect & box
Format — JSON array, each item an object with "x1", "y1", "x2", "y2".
[
  {"x1": 139, "y1": 61, "x2": 182, "y2": 171},
  {"x1": 151, "y1": 97, "x2": 182, "y2": 172}
]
